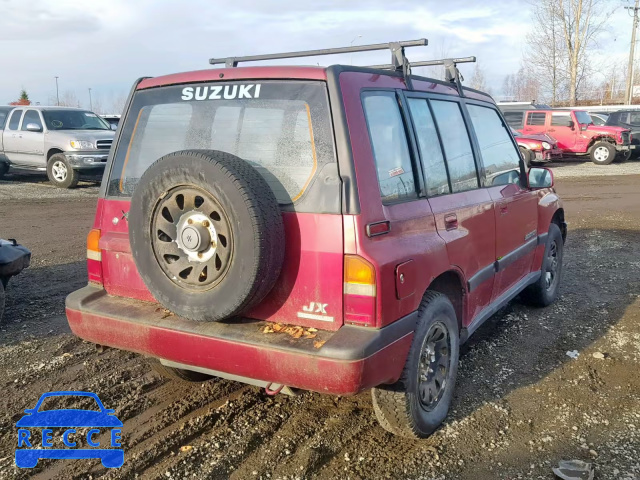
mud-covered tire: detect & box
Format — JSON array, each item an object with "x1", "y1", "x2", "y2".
[
  {"x1": 521, "y1": 223, "x2": 564, "y2": 307},
  {"x1": 371, "y1": 291, "x2": 460, "y2": 438},
  {"x1": 0, "y1": 280, "x2": 5, "y2": 325},
  {"x1": 129, "y1": 149, "x2": 285, "y2": 322},
  {"x1": 149, "y1": 359, "x2": 214, "y2": 383},
  {"x1": 47, "y1": 154, "x2": 79, "y2": 188},
  {"x1": 0, "y1": 162, "x2": 8, "y2": 179},
  {"x1": 589, "y1": 142, "x2": 616, "y2": 165}
]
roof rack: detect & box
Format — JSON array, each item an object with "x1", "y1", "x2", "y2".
[
  {"x1": 209, "y1": 41, "x2": 476, "y2": 95},
  {"x1": 209, "y1": 39, "x2": 428, "y2": 68}
]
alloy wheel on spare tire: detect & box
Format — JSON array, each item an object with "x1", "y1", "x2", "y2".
[
  {"x1": 129, "y1": 150, "x2": 285, "y2": 322},
  {"x1": 589, "y1": 142, "x2": 616, "y2": 165}
]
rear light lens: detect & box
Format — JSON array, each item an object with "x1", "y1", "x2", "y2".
[
  {"x1": 87, "y1": 228, "x2": 103, "y2": 285},
  {"x1": 344, "y1": 255, "x2": 376, "y2": 327}
]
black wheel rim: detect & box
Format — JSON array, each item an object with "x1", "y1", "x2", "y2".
[
  {"x1": 417, "y1": 322, "x2": 451, "y2": 411},
  {"x1": 544, "y1": 240, "x2": 559, "y2": 292},
  {"x1": 150, "y1": 186, "x2": 233, "y2": 291}
]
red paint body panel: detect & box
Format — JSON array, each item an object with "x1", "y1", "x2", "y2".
[
  {"x1": 96, "y1": 199, "x2": 344, "y2": 330},
  {"x1": 138, "y1": 67, "x2": 328, "y2": 90},
  {"x1": 66, "y1": 305, "x2": 411, "y2": 396}
]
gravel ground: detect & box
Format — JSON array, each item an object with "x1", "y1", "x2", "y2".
[
  {"x1": 547, "y1": 157, "x2": 640, "y2": 178},
  {"x1": 0, "y1": 167, "x2": 639, "y2": 479}
]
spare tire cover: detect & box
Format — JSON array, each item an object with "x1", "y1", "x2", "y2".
[{"x1": 129, "y1": 149, "x2": 285, "y2": 322}]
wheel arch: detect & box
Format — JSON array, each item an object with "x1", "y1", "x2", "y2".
[
  {"x1": 423, "y1": 270, "x2": 466, "y2": 332},
  {"x1": 46, "y1": 148, "x2": 64, "y2": 161},
  {"x1": 587, "y1": 136, "x2": 616, "y2": 150}
]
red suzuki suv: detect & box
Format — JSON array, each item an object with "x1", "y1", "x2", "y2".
[{"x1": 66, "y1": 40, "x2": 566, "y2": 438}]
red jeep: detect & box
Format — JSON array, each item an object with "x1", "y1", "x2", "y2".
[
  {"x1": 66, "y1": 40, "x2": 566, "y2": 438},
  {"x1": 522, "y1": 109, "x2": 632, "y2": 165}
]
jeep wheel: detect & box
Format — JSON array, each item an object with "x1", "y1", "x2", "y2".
[
  {"x1": 521, "y1": 223, "x2": 564, "y2": 307},
  {"x1": 371, "y1": 291, "x2": 459, "y2": 438},
  {"x1": 129, "y1": 150, "x2": 285, "y2": 322},
  {"x1": 0, "y1": 162, "x2": 8, "y2": 179},
  {"x1": 47, "y1": 154, "x2": 79, "y2": 188},
  {"x1": 149, "y1": 359, "x2": 214, "y2": 383},
  {"x1": 589, "y1": 142, "x2": 616, "y2": 165},
  {"x1": 519, "y1": 147, "x2": 533, "y2": 168}
]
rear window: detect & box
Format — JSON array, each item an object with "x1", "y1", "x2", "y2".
[{"x1": 108, "y1": 81, "x2": 335, "y2": 204}]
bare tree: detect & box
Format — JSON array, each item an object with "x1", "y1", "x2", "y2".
[
  {"x1": 526, "y1": 0, "x2": 567, "y2": 106},
  {"x1": 502, "y1": 66, "x2": 541, "y2": 101},
  {"x1": 469, "y1": 65, "x2": 488, "y2": 92},
  {"x1": 557, "y1": 0, "x2": 611, "y2": 105}
]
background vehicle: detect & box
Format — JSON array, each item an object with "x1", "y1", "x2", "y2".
[
  {"x1": 497, "y1": 101, "x2": 550, "y2": 129},
  {"x1": 604, "y1": 110, "x2": 640, "y2": 157},
  {"x1": 0, "y1": 238, "x2": 31, "y2": 324},
  {"x1": 0, "y1": 106, "x2": 15, "y2": 178},
  {"x1": 511, "y1": 127, "x2": 562, "y2": 166},
  {"x1": 590, "y1": 113, "x2": 609, "y2": 126},
  {"x1": 100, "y1": 115, "x2": 120, "y2": 129},
  {"x1": 66, "y1": 40, "x2": 566, "y2": 438},
  {"x1": 0, "y1": 106, "x2": 115, "y2": 188},
  {"x1": 522, "y1": 109, "x2": 632, "y2": 165}
]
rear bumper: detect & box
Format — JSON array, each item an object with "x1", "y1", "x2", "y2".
[
  {"x1": 65, "y1": 286, "x2": 416, "y2": 396},
  {"x1": 615, "y1": 144, "x2": 634, "y2": 151}
]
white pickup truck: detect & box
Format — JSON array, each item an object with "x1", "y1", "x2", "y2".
[{"x1": 0, "y1": 105, "x2": 115, "y2": 188}]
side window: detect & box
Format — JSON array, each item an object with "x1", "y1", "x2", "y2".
[
  {"x1": 467, "y1": 105, "x2": 521, "y2": 187},
  {"x1": 21, "y1": 110, "x2": 43, "y2": 131},
  {"x1": 503, "y1": 111, "x2": 524, "y2": 129},
  {"x1": 407, "y1": 98, "x2": 450, "y2": 196},
  {"x1": 430, "y1": 100, "x2": 479, "y2": 193},
  {"x1": 629, "y1": 112, "x2": 640, "y2": 125},
  {"x1": 362, "y1": 92, "x2": 416, "y2": 202},
  {"x1": 551, "y1": 112, "x2": 572, "y2": 127},
  {"x1": 526, "y1": 112, "x2": 546, "y2": 126},
  {"x1": 8, "y1": 110, "x2": 23, "y2": 131}
]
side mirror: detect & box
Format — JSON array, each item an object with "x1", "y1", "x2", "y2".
[
  {"x1": 568, "y1": 120, "x2": 575, "y2": 129},
  {"x1": 26, "y1": 123, "x2": 42, "y2": 132},
  {"x1": 528, "y1": 167, "x2": 554, "y2": 189},
  {"x1": 110, "y1": 124, "x2": 117, "y2": 131},
  {"x1": 580, "y1": 124, "x2": 588, "y2": 131}
]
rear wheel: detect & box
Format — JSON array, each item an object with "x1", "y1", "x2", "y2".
[
  {"x1": 149, "y1": 359, "x2": 214, "y2": 383},
  {"x1": 589, "y1": 142, "x2": 615, "y2": 165},
  {"x1": 0, "y1": 162, "x2": 8, "y2": 179},
  {"x1": 47, "y1": 154, "x2": 79, "y2": 188},
  {"x1": 372, "y1": 291, "x2": 459, "y2": 438},
  {"x1": 522, "y1": 223, "x2": 564, "y2": 307}
]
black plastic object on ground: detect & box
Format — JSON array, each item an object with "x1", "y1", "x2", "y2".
[{"x1": 0, "y1": 238, "x2": 31, "y2": 324}]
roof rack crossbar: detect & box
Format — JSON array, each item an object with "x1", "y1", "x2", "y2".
[{"x1": 210, "y1": 39, "x2": 428, "y2": 68}]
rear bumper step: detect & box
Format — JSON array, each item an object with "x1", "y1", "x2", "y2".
[{"x1": 65, "y1": 286, "x2": 416, "y2": 395}]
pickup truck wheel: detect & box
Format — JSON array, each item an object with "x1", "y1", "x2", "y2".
[
  {"x1": 0, "y1": 162, "x2": 8, "y2": 179},
  {"x1": 0, "y1": 280, "x2": 5, "y2": 325},
  {"x1": 589, "y1": 142, "x2": 616, "y2": 165},
  {"x1": 47, "y1": 154, "x2": 79, "y2": 188},
  {"x1": 371, "y1": 291, "x2": 459, "y2": 438},
  {"x1": 519, "y1": 147, "x2": 532, "y2": 167},
  {"x1": 149, "y1": 359, "x2": 214, "y2": 383},
  {"x1": 129, "y1": 149, "x2": 285, "y2": 322},
  {"x1": 521, "y1": 223, "x2": 564, "y2": 307}
]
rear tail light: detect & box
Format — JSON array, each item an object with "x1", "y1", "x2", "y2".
[
  {"x1": 343, "y1": 255, "x2": 376, "y2": 327},
  {"x1": 87, "y1": 228, "x2": 103, "y2": 285}
]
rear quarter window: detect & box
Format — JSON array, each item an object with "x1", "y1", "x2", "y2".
[{"x1": 108, "y1": 81, "x2": 334, "y2": 205}]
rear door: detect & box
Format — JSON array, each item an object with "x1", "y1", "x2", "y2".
[
  {"x1": 521, "y1": 111, "x2": 547, "y2": 136},
  {"x1": 19, "y1": 110, "x2": 46, "y2": 167},
  {"x1": 417, "y1": 96, "x2": 497, "y2": 323},
  {"x1": 466, "y1": 102, "x2": 538, "y2": 300},
  {"x1": 547, "y1": 111, "x2": 576, "y2": 149},
  {"x1": 3, "y1": 109, "x2": 25, "y2": 163}
]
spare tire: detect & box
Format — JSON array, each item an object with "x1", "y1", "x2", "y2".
[{"x1": 129, "y1": 150, "x2": 285, "y2": 322}]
